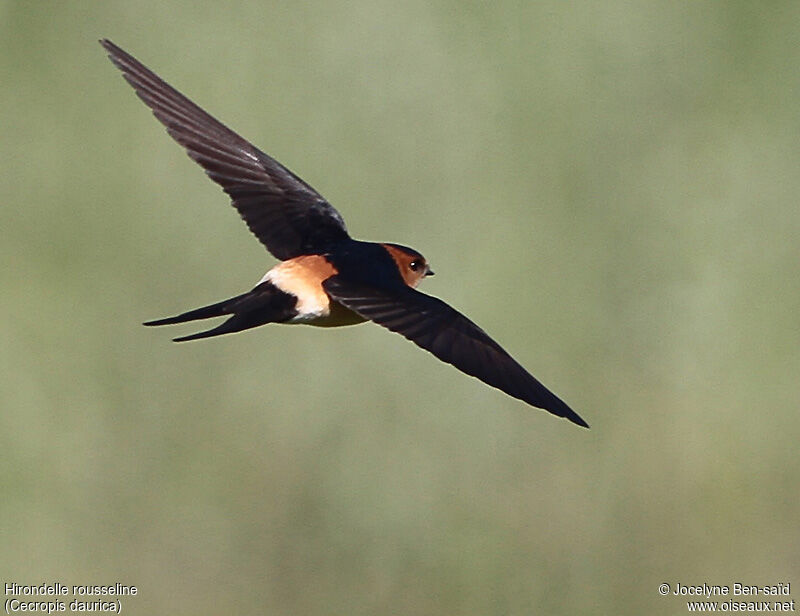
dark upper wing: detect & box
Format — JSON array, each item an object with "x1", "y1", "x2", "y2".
[
  {"x1": 324, "y1": 277, "x2": 588, "y2": 427},
  {"x1": 100, "y1": 39, "x2": 350, "y2": 260}
]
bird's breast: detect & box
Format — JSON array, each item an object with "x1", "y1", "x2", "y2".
[{"x1": 260, "y1": 255, "x2": 366, "y2": 328}]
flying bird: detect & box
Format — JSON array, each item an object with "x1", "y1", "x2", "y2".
[{"x1": 101, "y1": 39, "x2": 588, "y2": 428}]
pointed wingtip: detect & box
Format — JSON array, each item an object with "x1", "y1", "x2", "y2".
[
  {"x1": 542, "y1": 388, "x2": 589, "y2": 429},
  {"x1": 557, "y1": 401, "x2": 589, "y2": 429},
  {"x1": 535, "y1": 390, "x2": 589, "y2": 429},
  {"x1": 569, "y1": 413, "x2": 590, "y2": 429}
]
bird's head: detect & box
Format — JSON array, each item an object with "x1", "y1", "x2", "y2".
[{"x1": 383, "y1": 243, "x2": 434, "y2": 288}]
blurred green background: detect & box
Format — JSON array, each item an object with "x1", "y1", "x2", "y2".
[{"x1": 2, "y1": 1, "x2": 798, "y2": 614}]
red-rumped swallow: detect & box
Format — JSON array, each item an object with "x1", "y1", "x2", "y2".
[{"x1": 101, "y1": 39, "x2": 588, "y2": 428}]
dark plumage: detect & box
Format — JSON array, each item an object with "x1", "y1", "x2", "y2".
[{"x1": 102, "y1": 39, "x2": 588, "y2": 428}]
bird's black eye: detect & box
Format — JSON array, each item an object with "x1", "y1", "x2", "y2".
[{"x1": 409, "y1": 259, "x2": 422, "y2": 272}]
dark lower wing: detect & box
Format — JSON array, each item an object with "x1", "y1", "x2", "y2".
[
  {"x1": 323, "y1": 277, "x2": 588, "y2": 428},
  {"x1": 100, "y1": 39, "x2": 350, "y2": 260}
]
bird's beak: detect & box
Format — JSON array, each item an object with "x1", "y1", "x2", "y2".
[{"x1": 425, "y1": 267, "x2": 435, "y2": 277}]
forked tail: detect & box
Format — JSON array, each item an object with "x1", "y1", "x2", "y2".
[{"x1": 143, "y1": 282, "x2": 296, "y2": 342}]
